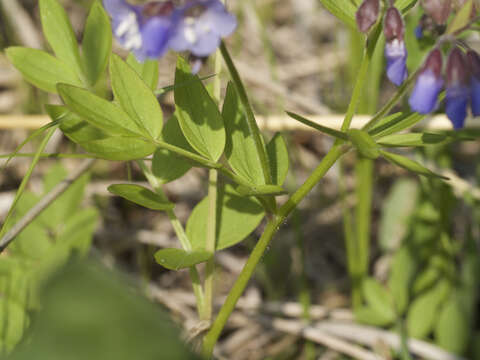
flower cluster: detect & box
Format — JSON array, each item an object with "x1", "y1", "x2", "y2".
[
  {"x1": 103, "y1": 0, "x2": 237, "y2": 62},
  {"x1": 410, "y1": 47, "x2": 480, "y2": 129},
  {"x1": 356, "y1": 0, "x2": 408, "y2": 86}
]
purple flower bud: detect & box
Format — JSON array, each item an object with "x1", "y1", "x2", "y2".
[
  {"x1": 356, "y1": 0, "x2": 380, "y2": 33},
  {"x1": 421, "y1": 0, "x2": 452, "y2": 25},
  {"x1": 384, "y1": 7, "x2": 408, "y2": 86},
  {"x1": 467, "y1": 50, "x2": 480, "y2": 116},
  {"x1": 409, "y1": 49, "x2": 444, "y2": 114},
  {"x1": 168, "y1": 0, "x2": 237, "y2": 57},
  {"x1": 103, "y1": 0, "x2": 176, "y2": 60},
  {"x1": 445, "y1": 48, "x2": 470, "y2": 128}
]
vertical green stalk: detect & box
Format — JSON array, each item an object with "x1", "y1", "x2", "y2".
[
  {"x1": 353, "y1": 157, "x2": 374, "y2": 307},
  {"x1": 202, "y1": 29, "x2": 381, "y2": 356},
  {"x1": 204, "y1": 169, "x2": 218, "y2": 321},
  {"x1": 137, "y1": 160, "x2": 205, "y2": 318}
]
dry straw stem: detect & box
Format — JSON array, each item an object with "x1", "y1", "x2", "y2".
[{"x1": 0, "y1": 114, "x2": 475, "y2": 131}]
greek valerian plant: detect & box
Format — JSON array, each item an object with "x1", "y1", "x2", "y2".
[{"x1": 3, "y1": 0, "x2": 480, "y2": 358}]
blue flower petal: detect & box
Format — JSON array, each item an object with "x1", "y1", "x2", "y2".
[
  {"x1": 409, "y1": 69, "x2": 443, "y2": 114},
  {"x1": 446, "y1": 85, "x2": 469, "y2": 129},
  {"x1": 138, "y1": 17, "x2": 172, "y2": 60},
  {"x1": 471, "y1": 77, "x2": 480, "y2": 117}
]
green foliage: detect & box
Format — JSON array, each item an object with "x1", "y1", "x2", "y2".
[
  {"x1": 266, "y1": 133, "x2": 289, "y2": 186},
  {"x1": 110, "y1": 54, "x2": 163, "y2": 140},
  {"x1": 6, "y1": 262, "x2": 200, "y2": 360},
  {"x1": 107, "y1": 184, "x2": 175, "y2": 211},
  {"x1": 152, "y1": 114, "x2": 194, "y2": 184},
  {"x1": 355, "y1": 278, "x2": 396, "y2": 325},
  {"x1": 447, "y1": 0, "x2": 473, "y2": 34},
  {"x1": 223, "y1": 82, "x2": 265, "y2": 185},
  {"x1": 186, "y1": 184, "x2": 264, "y2": 251},
  {"x1": 378, "y1": 132, "x2": 448, "y2": 147},
  {"x1": 348, "y1": 130, "x2": 380, "y2": 159},
  {"x1": 126, "y1": 54, "x2": 159, "y2": 91},
  {"x1": 82, "y1": 1, "x2": 112, "y2": 86},
  {"x1": 154, "y1": 249, "x2": 212, "y2": 270},
  {"x1": 39, "y1": 0, "x2": 83, "y2": 75},
  {"x1": 318, "y1": 0, "x2": 357, "y2": 30},
  {"x1": 435, "y1": 296, "x2": 470, "y2": 354},
  {"x1": 5, "y1": 48, "x2": 82, "y2": 93},
  {"x1": 174, "y1": 57, "x2": 225, "y2": 162},
  {"x1": 388, "y1": 246, "x2": 417, "y2": 314},
  {"x1": 0, "y1": 164, "x2": 97, "y2": 353},
  {"x1": 380, "y1": 150, "x2": 447, "y2": 179}
]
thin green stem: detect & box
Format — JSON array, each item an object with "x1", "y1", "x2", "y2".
[
  {"x1": 219, "y1": 41, "x2": 272, "y2": 186},
  {"x1": 353, "y1": 157, "x2": 374, "y2": 308},
  {"x1": 204, "y1": 169, "x2": 218, "y2": 321},
  {"x1": 137, "y1": 160, "x2": 206, "y2": 318},
  {"x1": 202, "y1": 145, "x2": 348, "y2": 357}
]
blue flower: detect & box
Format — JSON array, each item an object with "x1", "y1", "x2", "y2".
[
  {"x1": 385, "y1": 39, "x2": 408, "y2": 86},
  {"x1": 445, "y1": 48, "x2": 469, "y2": 129},
  {"x1": 383, "y1": 7, "x2": 407, "y2": 86},
  {"x1": 168, "y1": 0, "x2": 237, "y2": 57},
  {"x1": 409, "y1": 49, "x2": 444, "y2": 114},
  {"x1": 103, "y1": 0, "x2": 176, "y2": 61}
]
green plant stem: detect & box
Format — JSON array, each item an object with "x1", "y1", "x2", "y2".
[
  {"x1": 353, "y1": 156, "x2": 374, "y2": 308},
  {"x1": 219, "y1": 41, "x2": 272, "y2": 186},
  {"x1": 202, "y1": 29, "x2": 378, "y2": 357},
  {"x1": 204, "y1": 169, "x2": 218, "y2": 321},
  {"x1": 202, "y1": 145, "x2": 347, "y2": 357},
  {"x1": 137, "y1": 160, "x2": 205, "y2": 318}
]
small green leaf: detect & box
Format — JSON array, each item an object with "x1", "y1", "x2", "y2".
[
  {"x1": 126, "y1": 54, "x2": 159, "y2": 91},
  {"x1": 57, "y1": 83, "x2": 143, "y2": 136},
  {"x1": 83, "y1": 1, "x2": 112, "y2": 86},
  {"x1": 267, "y1": 133, "x2": 289, "y2": 186},
  {"x1": 39, "y1": 0, "x2": 83, "y2": 75},
  {"x1": 152, "y1": 114, "x2": 194, "y2": 184},
  {"x1": 286, "y1": 111, "x2": 349, "y2": 140},
  {"x1": 108, "y1": 184, "x2": 174, "y2": 211},
  {"x1": 370, "y1": 112, "x2": 425, "y2": 138},
  {"x1": 236, "y1": 184, "x2": 287, "y2": 197},
  {"x1": 362, "y1": 278, "x2": 396, "y2": 322},
  {"x1": 154, "y1": 249, "x2": 212, "y2": 270},
  {"x1": 395, "y1": 0, "x2": 419, "y2": 13},
  {"x1": 110, "y1": 54, "x2": 163, "y2": 140},
  {"x1": 447, "y1": 0, "x2": 473, "y2": 34},
  {"x1": 186, "y1": 185, "x2": 264, "y2": 251},
  {"x1": 354, "y1": 306, "x2": 394, "y2": 326},
  {"x1": 435, "y1": 296, "x2": 470, "y2": 354},
  {"x1": 380, "y1": 150, "x2": 448, "y2": 179},
  {"x1": 348, "y1": 129, "x2": 380, "y2": 159},
  {"x1": 6, "y1": 47, "x2": 82, "y2": 93},
  {"x1": 379, "y1": 179, "x2": 419, "y2": 251},
  {"x1": 47, "y1": 105, "x2": 156, "y2": 160},
  {"x1": 223, "y1": 82, "x2": 264, "y2": 185},
  {"x1": 174, "y1": 57, "x2": 225, "y2": 161},
  {"x1": 319, "y1": 0, "x2": 357, "y2": 29},
  {"x1": 378, "y1": 132, "x2": 447, "y2": 147},
  {"x1": 388, "y1": 246, "x2": 417, "y2": 314},
  {"x1": 407, "y1": 281, "x2": 450, "y2": 339}
]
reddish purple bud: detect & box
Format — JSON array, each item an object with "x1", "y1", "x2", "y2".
[
  {"x1": 467, "y1": 50, "x2": 480, "y2": 79},
  {"x1": 421, "y1": 0, "x2": 452, "y2": 25},
  {"x1": 446, "y1": 47, "x2": 468, "y2": 87},
  {"x1": 423, "y1": 48, "x2": 444, "y2": 77},
  {"x1": 384, "y1": 7, "x2": 405, "y2": 41},
  {"x1": 356, "y1": 0, "x2": 380, "y2": 33}
]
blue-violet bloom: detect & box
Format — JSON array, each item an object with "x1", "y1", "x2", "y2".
[
  {"x1": 445, "y1": 47, "x2": 469, "y2": 129},
  {"x1": 168, "y1": 0, "x2": 237, "y2": 57},
  {"x1": 103, "y1": 0, "x2": 176, "y2": 60},
  {"x1": 467, "y1": 50, "x2": 480, "y2": 117},
  {"x1": 409, "y1": 49, "x2": 444, "y2": 114},
  {"x1": 384, "y1": 7, "x2": 407, "y2": 86}
]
